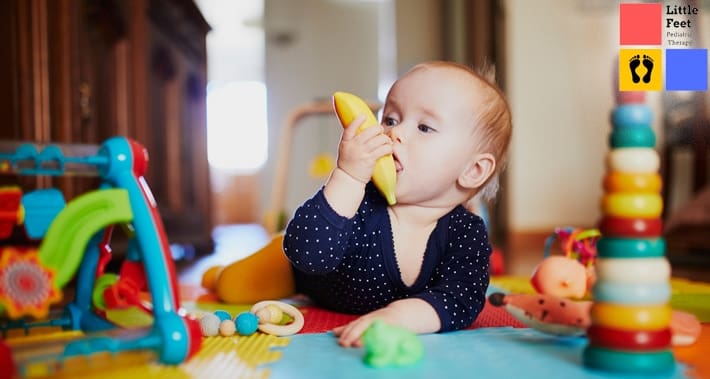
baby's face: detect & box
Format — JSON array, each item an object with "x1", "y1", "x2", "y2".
[{"x1": 382, "y1": 66, "x2": 486, "y2": 207}]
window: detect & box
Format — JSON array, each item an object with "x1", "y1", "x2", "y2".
[{"x1": 206, "y1": 81, "x2": 268, "y2": 174}]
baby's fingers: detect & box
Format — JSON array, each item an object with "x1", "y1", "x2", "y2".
[
  {"x1": 337, "y1": 318, "x2": 374, "y2": 347},
  {"x1": 342, "y1": 115, "x2": 366, "y2": 140}
]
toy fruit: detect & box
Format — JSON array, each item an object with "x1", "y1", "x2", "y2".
[
  {"x1": 530, "y1": 256, "x2": 588, "y2": 299},
  {"x1": 333, "y1": 91, "x2": 397, "y2": 205}
]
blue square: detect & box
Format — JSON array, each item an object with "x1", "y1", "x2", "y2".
[{"x1": 665, "y1": 49, "x2": 708, "y2": 91}]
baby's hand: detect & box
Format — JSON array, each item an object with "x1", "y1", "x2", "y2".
[
  {"x1": 332, "y1": 307, "x2": 397, "y2": 347},
  {"x1": 336, "y1": 115, "x2": 392, "y2": 184}
]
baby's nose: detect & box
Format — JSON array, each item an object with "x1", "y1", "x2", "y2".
[{"x1": 386, "y1": 124, "x2": 404, "y2": 143}]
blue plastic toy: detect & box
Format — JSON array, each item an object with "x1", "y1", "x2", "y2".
[{"x1": 0, "y1": 137, "x2": 201, "y2": 376}]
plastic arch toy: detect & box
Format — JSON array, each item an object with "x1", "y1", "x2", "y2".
[{"x1": 0, "y1": 137, "x2": 201, "y2": 374}]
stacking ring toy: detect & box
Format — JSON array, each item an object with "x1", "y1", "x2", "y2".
[
  {"x1": 602, "y1": 172, "x2": 661, "y2": 193},
  {"x1": 596, "y1": 237, "x2": 666, "y2": 258},
  {"x1": 606, "y1": 148, "x2": 659, "y2": 173},
  {"x1": 601, "y1": 193, "x2": 662, "y2": 218},
  {"x1": 595, "y1": 258, "x2": 670, "y2": 284},
  {"x1": 611, "y1": 104, "x2": 653, "y2": 128},
  {"x1": 250, "y1": 300, "x2": 304, "y2": 336},
  {"x1": 598, "y1": 216, "x2": 663, "y2": 237},
  {"x1": 616, "y1": 91, "x2": 646, "y2": 105},
  {"x1": 609, "y1": 127, "x2": 656, "y2": 148},
  {"x1": 583, "y1": 346, "x2": 675, "y2": 374},
  {"x1": 592, "y1": 281, "x2": 671, "y2": 304},
  {"x1": 587, "y1": 325, "x2": 672, "y2": 350},
  {"x1": 591, "y1": 303, "x2": 672, "y2": 331}
]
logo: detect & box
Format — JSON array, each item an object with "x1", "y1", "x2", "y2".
[
  {"x1": 619, "y1": 49, "x2": 662, "y2": 91},
  {"x1": 619, "y1": 2, "x2": 707, "y2": 91}
]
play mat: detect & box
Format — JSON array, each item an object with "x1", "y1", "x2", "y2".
[{"x1": 3, "y1": 277, "x2": 710, "y2": 379}]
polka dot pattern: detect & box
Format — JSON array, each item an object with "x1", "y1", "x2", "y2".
[{"x1": 284, "y1": 184, "x2": 492, "y2": 332}]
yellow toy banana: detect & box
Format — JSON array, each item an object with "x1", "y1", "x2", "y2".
[{"x1": 333, "y1": 91, "x2": 397, "y2": 205}]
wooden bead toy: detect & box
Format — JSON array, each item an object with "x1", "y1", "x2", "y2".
[
  {"x1": 254, "y1": 304, "x2": 284, "y2": 324},
  {"x1": 590, "y1": 302, "x2": 672, "y2": 331},
  {"x1": 214, "y1": 309, "x2": 232, "y2": 322},
  {"x1": 595, "y1": 258, "x2": 670, "y2": 284},
  {"x1": 601, "y1": 193, "x2": 663, "y2": 218},
  {"x1": 605, "y1": 148, "x2": 659, "y2": 173},
  {"x1": 598, "y1": 216, "x2": 663, "y2": 237},
  {"x1": 602, "y1": 172, "x2": 661, "y2": 193},
  {"x1": 235, "y1": 312, "x2": 259, "y2": 336},
  {"x1": 199, "y1": 313, "x2": 221, "y2": 337},
  {"x1": 596, "y1": 237, "x2": 665, "y2": 258},
  {"x1": 219, "y1": 319, "x2": 236, "y2": 336},
  {"x1": 250, "y1": 300, "x2": 304, "y2": 336}
]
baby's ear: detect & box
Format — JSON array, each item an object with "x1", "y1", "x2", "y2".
[{"x1": 458, "y1": 153, "x2": 495, "y2": 190}]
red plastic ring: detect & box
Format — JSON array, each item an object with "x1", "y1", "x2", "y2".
[
  {"x1": 587, "y1": 325, "x2": 672, "y2": 350},
  {"x1": 598, "y1": 216, "x2": 663, "y2": 237}
]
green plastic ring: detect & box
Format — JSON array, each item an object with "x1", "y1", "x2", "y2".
[
  {"x1": 596, "y1": 237, "x2": 666, "y2": 258},
  {"x1": 609, "y1": 127, "x2": 656, "y2": 148},
  {"x1": 583, "y1": 346, "x2": 675, "y2": 374}
]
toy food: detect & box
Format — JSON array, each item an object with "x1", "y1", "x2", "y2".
[
  {"x1": 530, "y1": 256, "x2": 588, "y2": 299},
  {"x1": 201, "y1": 234, "x2": 294, "y2": 304},
  {"x1": 669, "y1": 310, "x2": 702, "y2": 346},
  {"x1": 362, "y1": 319, "x2": 423, "y2": 367},
  {"x1": 488, "y1": 292, "x2": 592, "y2": 336},
  {"x1": 333, "y1": 91, "x2": 397, "y2": 205}
]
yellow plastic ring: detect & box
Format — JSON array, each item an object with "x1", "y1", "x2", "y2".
[
  {"x1": 591, "y1": 302, "x2": 672, "y2": 331},
  {"x1": 595, "y1": 258, "x2": 670, "y2": 284},
  {"x1": 601, "y1": 193, "x2": 663, "y2": 218},
  {"x1": 602, "y1": 172, "x2": 662, "y2": 193},
  {"x1": 606, "y1": 148, "x2": 659, "y2": 173}
]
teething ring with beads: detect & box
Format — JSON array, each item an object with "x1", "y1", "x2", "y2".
[{"x1": 250, "y1": 300, "x2": 305, "y2": 336}]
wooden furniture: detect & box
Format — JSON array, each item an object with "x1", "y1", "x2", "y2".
[{"x1": 0, "y1": 0, "x2": 213, "y2": 256}]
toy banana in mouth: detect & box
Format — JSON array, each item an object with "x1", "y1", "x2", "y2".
[{"x1": 332, "y1": 91, "x2": 397, "y2": 205}]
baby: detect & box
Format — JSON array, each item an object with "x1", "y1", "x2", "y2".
[{"x1": 283, "y1": 61, "x2": 512, "y2": 347}]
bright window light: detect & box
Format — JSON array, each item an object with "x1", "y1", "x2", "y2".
[{"x1": 207, "y1": 81, "x2": 268, "y2": 174}]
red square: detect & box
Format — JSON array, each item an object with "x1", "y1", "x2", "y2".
[{"x1": 619, "y1": 3, "x2": 662, "y2": 45}]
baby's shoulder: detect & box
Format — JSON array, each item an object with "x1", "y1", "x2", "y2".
[{"x1": 441, "y1": 206, "x2": 487, "y2": 236}]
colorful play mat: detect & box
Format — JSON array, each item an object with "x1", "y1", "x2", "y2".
[{"x1": 3, "y1": 277, "x2": 710, "y2": 379}]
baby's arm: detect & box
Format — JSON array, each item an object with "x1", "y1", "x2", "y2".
[
  {"x1": 334, "y1": 214, "x2": 492, "y2": 346},
  {"x1": 324, "y1": 115, "x2": 392, "y2": 218},
  {"x1": 283, "y1": 190, "x2": 352, "y2": 274},
  {"x1": 333, "y1": 298, "x2": 440, "y2": 347}
]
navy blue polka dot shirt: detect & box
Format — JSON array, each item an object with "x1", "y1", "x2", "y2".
[{"x1": 283, "y1": 183, "x2": 492, "y2": 332}]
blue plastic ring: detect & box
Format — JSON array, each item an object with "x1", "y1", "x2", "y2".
[
  {"x1": 592, "y1": 281, "x2": 671, "y2": 304},
  {"x1": 611, "y1": 104, "x2": 653, "y2": 128},
  {"x1": 583, "y1": 346, "x2": 675, "y2": 374},
  {"x1": 609, "y1": 127, "x2": 656, "y2": 148},
  {"x1": 596, "y1": 237, "x2": 666, "y2": 258}
]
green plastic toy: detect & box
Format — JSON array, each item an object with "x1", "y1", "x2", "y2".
[{"x1": 362, "y1": 319, "x2": 424, "y2": 368}]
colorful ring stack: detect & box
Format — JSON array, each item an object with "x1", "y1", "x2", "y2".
[{"x1": 582, "y1": 91, "x2": 675, "y2": 374}]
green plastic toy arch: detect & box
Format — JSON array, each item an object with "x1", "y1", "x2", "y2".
[{"x1": 38, "y1": 188, "x2": 133, "y2": 288}]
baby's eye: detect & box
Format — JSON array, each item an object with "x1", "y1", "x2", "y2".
[
  {"x1": 417, "y1": 124, "x2": 434, "y2": 133},
  {"x1": 383, "y1": 117, "x2": 398, "y2": 127}
]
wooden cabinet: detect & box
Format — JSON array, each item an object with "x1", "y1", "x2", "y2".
[{"x1": 0, "y1": 0, "x2": 213, "y2": 256}]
